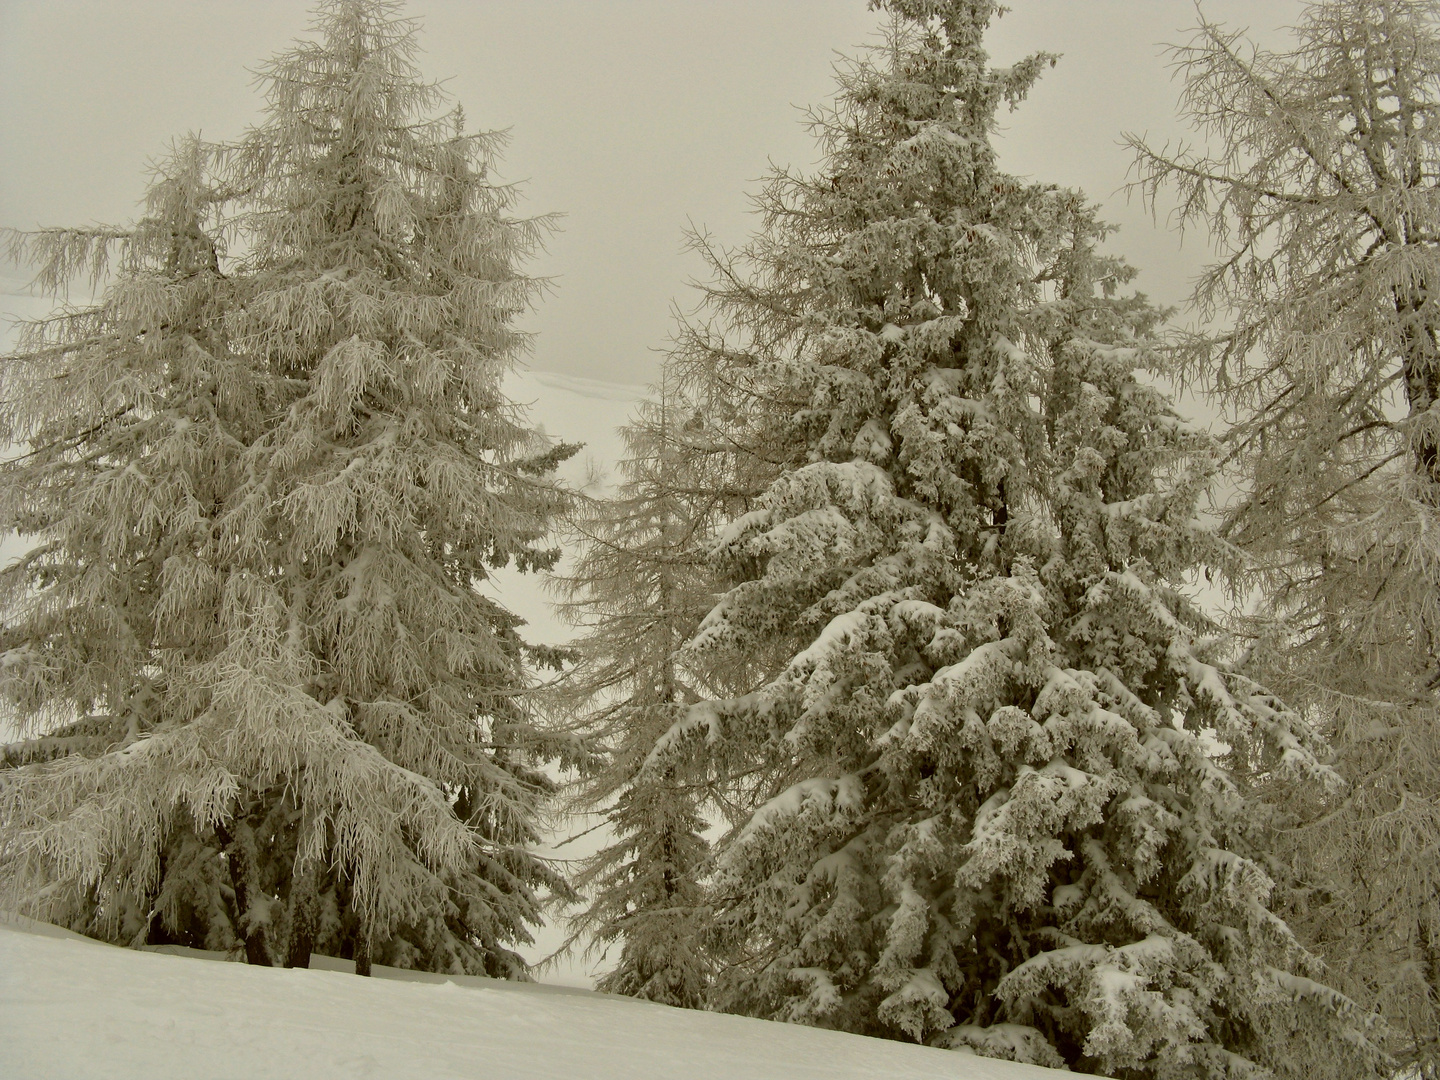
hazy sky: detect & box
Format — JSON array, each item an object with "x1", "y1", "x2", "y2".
[{"x1": 0, "y1": 0, "x2": 1304, "y2": 388}]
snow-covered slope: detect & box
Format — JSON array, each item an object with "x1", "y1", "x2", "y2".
[{"x1": 0, "y1": 916, "x2": 1063, "y2": 1080}]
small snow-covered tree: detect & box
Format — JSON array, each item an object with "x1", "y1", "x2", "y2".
[
  {"x1": 1128, "y1": 3, "x2": 1440, "y2": 1071},
  {"x1": 553, "y1": 379, "x2": 746, "y2": 1006},
  {"x1": 0, "y1": 0, "x2": 574, "y2": 977},
  {"x1": 640, "y1": 2, "x2": 1386, "y2": 1075}
]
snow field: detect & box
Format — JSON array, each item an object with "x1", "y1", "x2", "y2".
[{"x1": 0, "y1": 916, "x2": 1064, "y2": 1080}]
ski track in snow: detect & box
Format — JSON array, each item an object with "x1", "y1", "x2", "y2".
[{"x1": 0, "y1": 917, "x2": 1063, "y2": 1080}]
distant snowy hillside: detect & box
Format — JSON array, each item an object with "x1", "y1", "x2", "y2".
[{"x1": 0, "y1": 917, "x2": 1064, "y2": 1080}]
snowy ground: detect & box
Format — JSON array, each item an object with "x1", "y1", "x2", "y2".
[{"x1": 0, "y1": 915, "x2": 1063, "y2": 1080}]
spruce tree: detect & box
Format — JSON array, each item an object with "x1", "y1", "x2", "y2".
[
  {"x1": 641, "y1": 2, "x2": 1384, "y2": 1074},
  {"x1": 1128, "y1": 3, "x2": 1440, "y2": 1071},
  {"x1": 0, "y1": 0, "x2": 573, "y2": 977}
]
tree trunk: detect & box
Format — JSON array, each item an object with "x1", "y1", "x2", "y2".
[
  {"x1": 215, "y1": 818, "x2": 272, "y2": 966},
  {"x1": 1396, "y1": 284, "x2": 1440, "y2": 489},
  {"x1": 354, "y1": 931, "x2": 372, "y2": 977},
  {"x1": 284, "y1": 861, "x2": 319, "y2": 969}
]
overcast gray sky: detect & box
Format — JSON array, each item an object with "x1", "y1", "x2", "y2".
[{"x1": 2, "y1": 1, "x2": 1300, "y2": 387}]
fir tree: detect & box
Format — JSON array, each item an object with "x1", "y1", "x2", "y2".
[
  {"x1": 0, "y1": 0, "x2": 574, "y2": 977},
  {"x1": 641, "y1": 2, "x2": 1385, "y2": 1074},
  {"x1": 1128, "y1": 3, "x2": 1440, "y2": 1071}
]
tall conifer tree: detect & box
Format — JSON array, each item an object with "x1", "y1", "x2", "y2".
[
  {"x1": 641, "y1": 2, "x2": 1384, "y2": 1074},
  {"x1": 0, "y1": 0, "x2": 573, "y2": 977},
  {"x1": 1128, "y1": 5, "x2": 1440, "y2": 1072}
]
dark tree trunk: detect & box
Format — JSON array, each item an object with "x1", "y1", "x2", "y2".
[
  {"x1": 215, "y1": 818, "x2": 272, "y2": 966},
  {"x1": 1397, "y1": 284, "x2": 1440, "y2": 489},
  {"x1": 284, "y1": 861, "x2": 319, "y2": 969},
  {"x1": 354, "y1": 931, "x2": 372, "y2": 977}
]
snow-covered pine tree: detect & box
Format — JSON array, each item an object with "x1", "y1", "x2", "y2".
[
  {"x1": 553, "y1": 377, "x2": 746, "y2": 1006},
  {"x1": 640, "y1": 2, "x2": 1387, "y2": 1074},
  {"x1": 0, "y1": 0, "x2": 575, "y2": 977},
  {"x1": 1128, "y1": 3, "x2": 1440, "y2": 1071}
]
